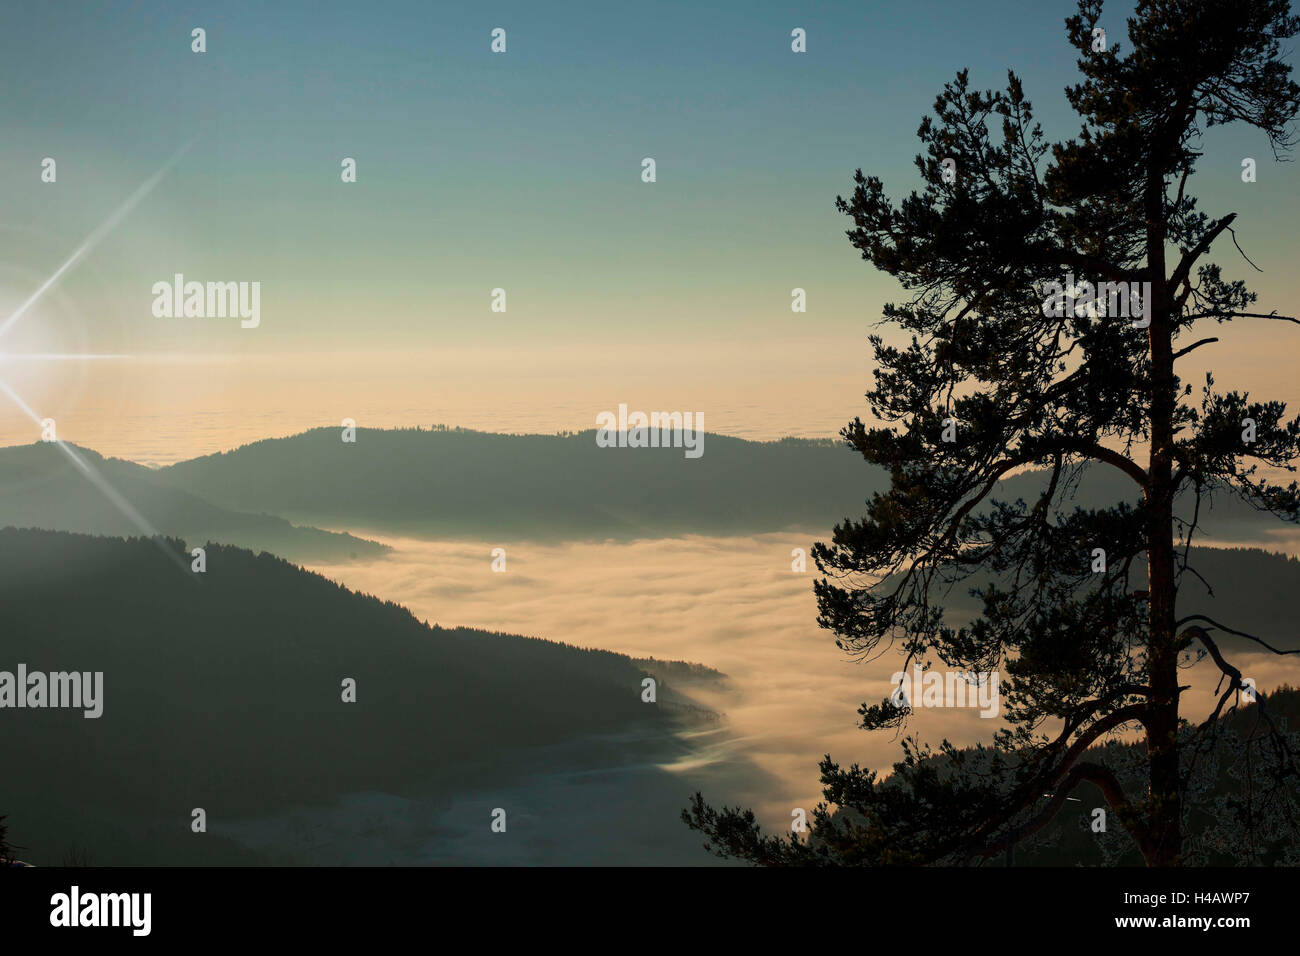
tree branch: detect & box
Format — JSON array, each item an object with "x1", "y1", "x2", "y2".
[
  {"x1": 1185, "y1": 310, "x2": 1299, "y2": 325},
  {"x1": 1177, "y1": 614, "x2": 1300, "y2": 657},
  {"x1": 1169, "y1": 213, "x2": 1237, "y2": 293},
  {"x1": 1173, "y1": 337, "x2": 1219, "y2": 359}
]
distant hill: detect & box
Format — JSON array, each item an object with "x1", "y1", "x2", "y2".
[
  {"x1": 0, "y1": 528, "x2": 713, "y2": 865},
  {"x1": 155, "y1": 426, "x2": 1297, "y2": 543},
  {"x1": 156, "y1": 426, "x2": 871, "y2": 539},
  {"x1": 907, "y1": 545, "x2": 1300, "y2": 656},
  {"x1": 0, "y1": 442, "x2": 387, "y2": 563},
  {"x1": 997, "y1": 464, "x2": 1299, "y2": 546}
]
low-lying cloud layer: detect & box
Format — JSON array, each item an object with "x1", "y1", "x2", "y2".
[{"x1": 306, "y1": 531, "x2": 1300, "y2": 833}]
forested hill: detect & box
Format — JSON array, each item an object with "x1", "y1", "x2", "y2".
[
  {"x1": 158, "y1": 427, "x2": 868, "y2": 538},
  {"x1": 907, "y1": 545, "x2": 1300, "y2": 657},
  {"x1": 0, "y1": 441, "x2": 386, "y2": 562},
  {"x1": 820, "y1": 688, "x2": 1300, "y2": 867},
  {"x1": 1024, "y1": 687, "x2": 1300, "y2": 866},
  {"x1": 0, "y1": 528, "x2": 712, "y2": 865},
  {"x1": 156, "y1": 426, "x2": 1297, "y2": 543}
]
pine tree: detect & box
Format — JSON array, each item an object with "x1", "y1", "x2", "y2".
[{"x1": 685, "y1": 0, "x2": 1300, "y2": 867}]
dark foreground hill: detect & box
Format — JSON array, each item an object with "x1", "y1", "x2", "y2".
[
  {"x1": 1024, "y1": 687, "x2": 1300, "y2": 865},
  {"x1": 156, "y1": 426, "x2": 1296, "y2": 543},
  {"x1": 813, "y1": 688, "x2": 1300, "y2": 867},
  {"x1": 0, "y1": 529, "x2": 713, "y2": 865},
  {"x1": 1019, "y1": 687, "x2": 1300, "y2": 865},
  {"x1": 0, "y1": 441, "x2": 386, "y2": 562}
]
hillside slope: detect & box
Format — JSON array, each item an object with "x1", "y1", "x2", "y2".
[
  {"x1": 158, "y1": 427, "x2": 872, "y2": 538},
  {"x1": 0, "y1": 441, "x2": 386, "y2": 562},
  {"x1": 157, "y1": 426, "x2": 1296, "y2": 543},
  {"x1": 0, "y1": 528, "x2": 711, "y2": 865}
]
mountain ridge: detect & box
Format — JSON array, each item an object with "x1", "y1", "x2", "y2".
[{"x1": 0, "y1": 441, "x2": 387, "y2": 563}]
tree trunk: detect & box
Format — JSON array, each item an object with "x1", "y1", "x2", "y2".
[
  {"x1": 1145, "y1": 483, "x2": 1181, "y2": 866},
  {"x1": 1144, "y1": 176, "x2": 1182, "y2": 866}
]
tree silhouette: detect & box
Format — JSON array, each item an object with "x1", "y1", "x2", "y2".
[
  {"x1": 0, "y1": 816, "x2": 15, "y2": 865},
  {"x1": 685, "y1": 0, "x2": 1300, "y2": 866}
]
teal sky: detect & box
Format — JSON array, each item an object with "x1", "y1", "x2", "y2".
[{"x1": 0, "y1": 0, "x2": 1297, "y2": 457}]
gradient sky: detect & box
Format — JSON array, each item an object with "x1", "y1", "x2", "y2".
[{"x1": 1, "y1": 0, "x2": 1297, "y2": 461}]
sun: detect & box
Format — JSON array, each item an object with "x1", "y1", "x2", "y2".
[{"x1": 0, "y1": 144, "x2": 196, "y2": 548}]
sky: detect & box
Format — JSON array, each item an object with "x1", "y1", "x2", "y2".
[
  {"x1": 4, "y1": 1, "x2": 1299, "y2": 864},
  {"x1": 0, "y1": 0, "x2": 1297, "y2": 462}
]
